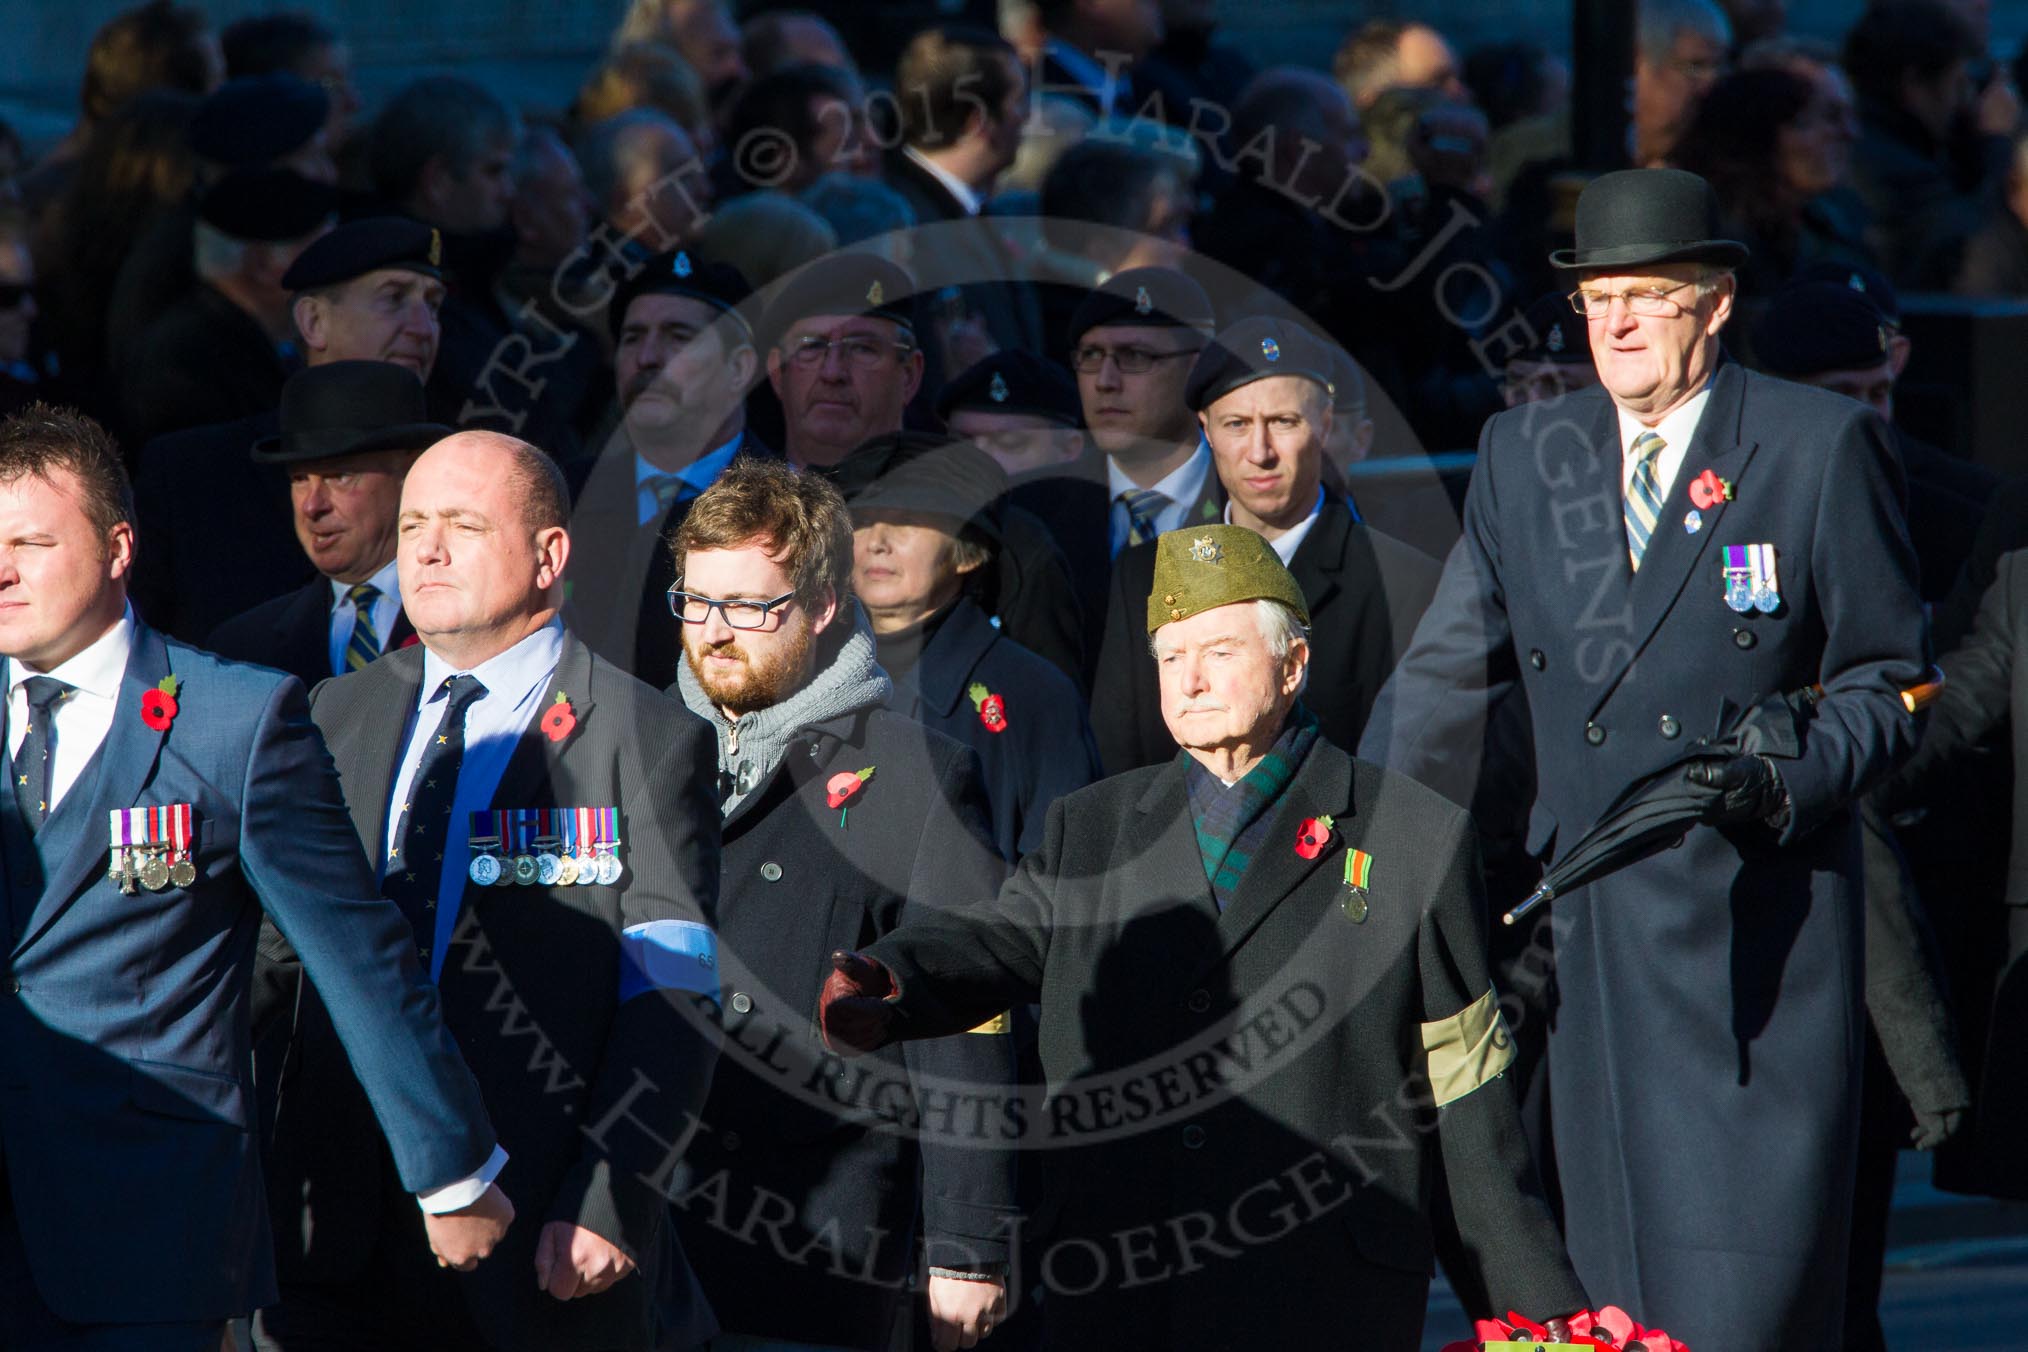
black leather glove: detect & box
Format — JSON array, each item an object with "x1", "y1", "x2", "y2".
[{"x1": 1687, "y1": 754, "x2": 1791, "y2": 827}]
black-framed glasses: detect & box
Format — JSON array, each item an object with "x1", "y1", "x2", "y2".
[
  {"x1": 782, "y1": 335, "x2": 914, "y2": 369},
  {"x1": 1069, "y1": 344, "x2": 1202, "y2": 374},
  {"x1": 668, "y1": 588, "x2": 797, "y2": 629},
  {"x1": 1566, "y1": 281, "x2": 1700, "y2": 318}
]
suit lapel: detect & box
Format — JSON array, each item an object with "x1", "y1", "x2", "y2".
[
  {"x1": 12, "y1": 626, "x2": 173, "y2": 956},
  {"x1": 348, "y1": 646, "x2": 426, "y2": 861},
  {"x1": 1127, "y1": 761, "x2": 1221, "y2": 926},
  {"x1": 1287, "y1": 499, "x2": 1352, "y2": 618},
  {"x1": 1594, "y1": 365, "x2": 1760, "y2": 711},
  {"x1": 281, "y1": 578, "x2": 334, "y2": 682},
  {"x1": 483, "y1": 635, "x2": 594, "y2": 815},
  {"x1": 914, "y1": 600, "x2": 998, "y2": 719},
  {"x1": 1195, "y1": 739, "x2": 1354, "y2": 981}
]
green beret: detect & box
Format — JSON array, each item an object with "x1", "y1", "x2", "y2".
[{"x1": 1147, "y1": 524, "x2": 1310, "y2": 634}]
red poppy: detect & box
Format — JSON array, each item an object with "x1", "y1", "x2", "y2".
[
  {"x1": 1293, "y1": 814, "x2": 1334, "y2": 860},
  {"x1": 967, "y1": 682, "x2": 1009, "y2": 734},
  {"x1": 140, "y1": 675, "x2": 181, "y2": 731},
  {"x1": 1688, "y1": 469, "x2": 1731, "y2": 510},
  {"x1": 541, "y1": 692, "x2": 576, "y2": 743},
  {"x1": 827, "y1": 767, "x2": 875, "y2": 810}
]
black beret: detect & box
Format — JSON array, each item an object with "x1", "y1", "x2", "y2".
[
  {"x1": 1752, "y1": 281, "x2": 1896, "y2": 377},
  {"x1": 190, "y1": 74, "x2": 330, "y2": 167},
  {"x1": 197, "y1": 167, "x2": 338, "y2": 243},
  {"x1": 843, "y1": 431, "x2": 1009, "y2": 543},
  {"x1": 1508, "y1": 291, "x2": 1596, "y2": 368},
  {"x1": 934, "y1": 351, "x2": 1081, "y2": 427},
  {"x1": 1067, "y1": 266, "x2": 1216, "y2": 344},
  {"x1": 608, "y1": 249, "x2": 755, "y2": 345},
  {"x1": 1795, "y1": 258, "x2": 1901, "y2": 327},
  {"x1": 282, "y1": 216, "x2": 442, "y2": 292},
  {"x1": 763, "y1": 252, "x2": 916, "y2": 345},
  {"x1": 1184, "y1": 317, "x2": 1334, "y2": 413}
]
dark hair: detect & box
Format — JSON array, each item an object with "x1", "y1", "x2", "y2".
[
  {"x1": 1672, "y1": 67, "x2": 1817, "y2": 236},
  {"x1": 894, "y1": 25, "x2": 1021, "y2": 149},
  {"x1": 674, "y1": 458, "x2": 854, "y2": 606},
  {"x1": 368, "y1": 75, "x2": 519, "y2": 205},
  {"x1": 741, "y1": 10, "x2": 849, "y2": 79},
  {"x1": 81, "y1": 0, "x2": 215, "y2": 125},
  {"x1": 0, "y1": 405, "x2": 135, "y2": 537},
  {"x1": 1040, "y1": 138, "x2": 1190, "y2": 250},
  {"x1": 1842, "y1": 0, "x2": 1975, "y2": 107},
  {"x1": 725, "y1": 63, "x2": 860, "y2": 170},
  {"x1": 221, "y1": 12, "x2": 338, "y2": 80}
]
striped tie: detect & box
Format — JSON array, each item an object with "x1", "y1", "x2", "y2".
[
  {"x1": 1624, "y1": 430, "x2": 1667, "y2": 571},
  {"x1": 344, "y1": 582, "x2": 382, "y2": 672},
  {"x1": 1117, "y1": 487, "x2": 1170, "y2": 549}
]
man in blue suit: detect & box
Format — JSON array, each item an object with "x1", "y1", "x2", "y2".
[
  {"x1": 0, "y1": 405, "x2": 512, "y2": 1350},
  {"x1": 1361, "y1": 170, "x2": 1929, "y2": 1351}
]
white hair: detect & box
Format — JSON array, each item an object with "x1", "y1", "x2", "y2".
[
  {"x1": 1149, "y1": 598, "x2": 1310, "y2": 694},
  {"x1": 1639, "y1": 0, "x2": 1732, "y2": 67}
]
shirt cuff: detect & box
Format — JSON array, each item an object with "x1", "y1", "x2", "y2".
[{"x1": 414, "y1": 1144, "x2": 508, "y2": 1214}]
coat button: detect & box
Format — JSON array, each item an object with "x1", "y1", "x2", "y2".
[
  {"x1": 1658, "y1": 715, "x2": 1681, "y2": 739},
  {"x1": 1181, "y1": 1125, "x2": 1207, "y2": 1150},
  {"x1": 1186, "y1": 989, "x2": 1211, "y2": 1014},
  {"x1": 721, "y1": 1131, "x2": 742, "y2": 1152},
  {"x1": 729, "y1": 991, "x2": 753, "y2": 1014},
  {"x1": 1529, "y1": 649, "x2": 1546, "y2": 670},
  {"x1": 1733, "y1": 628, "x2": 1756, "y2": 649},
  {"x1": 1585, "y1": 723, "x2": 1606, "y2": 746},
  {"x1": 760, "y1": 861, "x2": 782, "y2": 882}
]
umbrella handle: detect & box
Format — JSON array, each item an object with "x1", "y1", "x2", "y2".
[{"x1": 1503, "y1": 885, "x2": 1552, "y2": 926}]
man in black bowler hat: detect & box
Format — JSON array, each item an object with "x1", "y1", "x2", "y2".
[
  {"x1": 119, "y1": 167, "x2": 338, "y2": 446},
  {"x1": 569, "y1": 248, "x2": 772, "y2": 685},
  {"x1": 129, "y1": 217, "x2": 446, "y2": 644},
  {"x1": 1094, "y1": 316, "x2": 1440, "y2": 773},
  {"x1": 205, "y1": 363, "x2": 447, "y2": 688},
  {"x1": 1363, "y1": 167, "x2": 1929, "y2": 1350}
]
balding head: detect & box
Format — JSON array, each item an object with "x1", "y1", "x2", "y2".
[{"x1": 399, "y1": 432, "x2": 571, "y2": 667}]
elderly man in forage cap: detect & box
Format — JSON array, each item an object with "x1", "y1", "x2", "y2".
[
  {"x1": 820, "y1": 523, "x2": 1588, "y2": 1349},
  {"x1": 1361, "y1": 167, "x2": 1929, "y2": 1351}
]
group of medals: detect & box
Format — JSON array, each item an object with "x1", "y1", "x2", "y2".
[
  {"x1": 107, "y1": 805, "x2": 197, "y2": 894},
  {"x1": 1722, "y1": 543, "x2": 1782, "y2": 614},
  {"x1": 467, "y1": 807, "x2": 624, "y2": 888}
]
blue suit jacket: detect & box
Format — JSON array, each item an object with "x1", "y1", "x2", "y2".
[{"x1": 0, "y1": 621, "x2": 494, "y2": 1323}]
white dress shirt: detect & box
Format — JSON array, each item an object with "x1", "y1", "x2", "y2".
[
  {"x1": 1616, "y1": 380, "x2": 1715, "y2": 506},
  {"x1": 1108, "y1": 440, "x2": 1214, "y2": 554},
  {"x1": 902, "y1": 145, "x2": 983, "y2": 216},
  {"x1": 1226, "y1": 485, "x2": 1327, "y2": 565},
  {"x1": 635, "y1": 432, "x2": 743, "y2": 527},
  {"x1": 325, "y1": 558, "x2": 402, "y2": 678},
  {"x1": 5, "y1": 606, "x2": 133, "y2": 813}
]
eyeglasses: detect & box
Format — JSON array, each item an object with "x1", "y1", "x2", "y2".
[
  {"x1": 1566, "y1": 281, "x2": 1702, "y2": 318},
  {"x1": 1069, "y1": 344, "x2": 1202, "y2": 374},
  {"x1": 667, "y1": 588, "x2": 797, "y2": 629},
  {"x1": 782, "y1": 335, "x2": 914, "y2": 369}
]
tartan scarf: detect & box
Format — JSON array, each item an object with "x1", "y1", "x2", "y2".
[{"x1": 1183, "y1": 705, "x2": 1321, "y2": 911}]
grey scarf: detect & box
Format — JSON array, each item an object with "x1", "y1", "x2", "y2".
[{"x1": 677, "y1": 607, "x2": 893, "y2": 818}]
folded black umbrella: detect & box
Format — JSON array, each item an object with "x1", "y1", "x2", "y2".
[{"x1": 1501, "y1": 689, "x2": 1818, "y2": 926}]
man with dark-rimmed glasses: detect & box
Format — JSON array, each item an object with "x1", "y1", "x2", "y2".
[{"x1": 763, "y1": 254, "x2": 923, "y2": 473}]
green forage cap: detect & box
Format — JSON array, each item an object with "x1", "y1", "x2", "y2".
[{"x1": 1146, "y1": 525, "x2": 1310, "y2": 634}]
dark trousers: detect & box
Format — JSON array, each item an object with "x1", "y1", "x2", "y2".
[{"x1": 1, "y1": 1206, "x2": 225, "y2": 1351}]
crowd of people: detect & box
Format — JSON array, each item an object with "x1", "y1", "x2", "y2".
[{"x1": 0, "y1": 0, "x2": 2025, "y2": 1350}]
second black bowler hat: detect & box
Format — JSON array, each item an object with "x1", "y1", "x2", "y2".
[
  {"x1": 251, "y1": 361, "x2": 452, "y2": 463},
  {"x1": 282, "y1": 217, "x2": 442, "y2": 292},
  {"x1": 608, "y1": 249, "x2": 755, "y2": 345},
  {"x1": 935, "y1": 351, "x2": 1081, "y2": 427},
  {"x1": 1549, "y1": 168, "x2": 1748, "y2": 271}
]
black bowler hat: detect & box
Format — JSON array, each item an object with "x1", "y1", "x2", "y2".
[
  {"x1": 1509, "y1": 291, "x2": 1597, "y2": 368},
  {"x1": 190, "y1": 74, "x2": 329, "y2": 167},
  {"x1": 843, "y1": 431, "x2": 1008, "y2": 544},
  {"x1": 608, "y1": 249, "x2": 755, "y2": 345},
  {"x1": 1752, "y1": 281, "x2": 1895, "y2": 378},
  {"x1": 251, "y1": 361, "x2": 452, "y2": 463},
  {"x1": 935, "y1": 351, "x2": 1081, "y2": 427},
  {"x1": 1184, "y1": 317, "x2": 1334, "y2": 413},
  {"x1": 763, "y1": 252, "x2": 917, "y2": 346},
  {"x1": 1549, "y1": 168, "x2": 1748, "y2": 272},
  {"x1": 1068, "y1": 266, "x2": 1216, "y2": 344},
  {"x1": 197, "y1": 167, "x2": 338, "y2": 243},
  {"x1": 282, "y1": 217, "x2": 442, "y2": 292}
]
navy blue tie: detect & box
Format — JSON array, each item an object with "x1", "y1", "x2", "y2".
[
  {"x1": 381, "y1": 674, "x2": 487, "y2": 966},
  {"x1": 12, "y1": 677, "x2": 73, "y2": 836}
]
